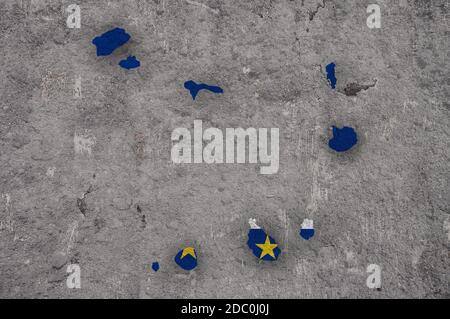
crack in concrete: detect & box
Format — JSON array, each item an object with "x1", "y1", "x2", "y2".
[
  {"x1": 136, "y1": 204, "x2": 147, "y2": 229},
  {"x1": 309, "y1": 0, "x2": 329, "y2": 21},
  {"x1": 76, "y1": 185, "x2": 94, "y2": 216},
  {"x1": 185, "y1": 0, "x2": 219, "y2": 15}
]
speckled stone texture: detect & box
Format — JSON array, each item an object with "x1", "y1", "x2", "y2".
[{"x1": 0, "y1": 0, "x2": 448, "y2": 298}]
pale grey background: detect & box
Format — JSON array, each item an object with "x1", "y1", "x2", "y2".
[{"x1": 0, "y1": 0, "x2": 448, "y2": 298}]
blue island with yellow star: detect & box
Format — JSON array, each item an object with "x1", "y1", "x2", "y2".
[
  {"x1": 174, "y1": 246, "x2": 198, "y2": 270},
  {"x1": 247, "y1": 228, "x2": 281, "y2": 261}
]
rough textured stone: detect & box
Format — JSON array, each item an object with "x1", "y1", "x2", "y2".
[{"x1": 0, "y1": 0, "x2": 448, "y2": 298}]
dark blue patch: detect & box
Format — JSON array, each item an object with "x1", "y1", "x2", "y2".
[
  {"x1": 328, "y1": 126, "x2": 358, "y2": 152},
  {"x1": 151, "y1": 262, "x2": 160, "y2": 272},
  {"x1": 92, "y1": 27, "x2": 130, "y2": 56},
  {"x1": 325, "y1": 62, "x2": 337, "y2": 89},
  {"x1": 300, "y1": 228, "x2": 315, "y2": 240},
  {"x1": 247, "y1": 228, "x2": 281, "y2": 261},
  {"x1": 119, "y1": 56, "x2": 141, "y2": 69},
  {"x1": 184, "y1": 80, "x2": 224, "y2": 100},
  {"x1": 174, "y1": 248, "x2": 197, "y2": 271}
]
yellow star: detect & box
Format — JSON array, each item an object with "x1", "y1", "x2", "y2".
[
  {"x1": 256, "y1": 236, "x2": 278, "y2": 259},
  {"x1": 181, "y1": 246, "x2": 196, "y2": 259}
]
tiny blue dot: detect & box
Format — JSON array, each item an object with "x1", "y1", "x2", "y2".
[{"x1": 119, "y1": 55, "x2": 141, "y2": 70}]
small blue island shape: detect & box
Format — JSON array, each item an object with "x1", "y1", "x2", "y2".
[
  {"x1": 92, "y1": 27, "x2": 131, "y2": 56},
  {"x1": 119, "y1": 56, "x2": 141, "y2": 69},
  {"x1": 325, "y1": 62, "x2": 337, "y2": 89},
  {"x1": 151, "y1": 262, "x2": 160, "y2": 272},
  {"x1": 328, "y1": 126, "x2": 358, "y2": 152},
  {"x1": 184, "y1": 80, "x2": 224, "y2": 100}
]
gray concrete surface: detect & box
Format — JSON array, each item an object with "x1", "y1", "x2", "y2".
[{"x1": 0, "y1": 0, "x2": 448, "y2": 298}]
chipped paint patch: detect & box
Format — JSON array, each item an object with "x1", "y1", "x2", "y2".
[
  {"x1": 46, "y1": 167, "x2": 56, "y2": 177},
  {"x1": 411, "y1": 246, "x2": 424, "y2": 268},
  {"x1": 74, "y1": 75, "x2": 82, "y2": 98},
  {"x1": 277, "y1": 209, "x2": 289, "y2": 252},
  {"x1": 382, "y1": 117, "x2": 397, "y2": 140},
  {"x1": 307, "y1": 161, "x2": 329, "y2": 213},
  {"x1": 74, "y1": 131, "x2": 96, "y2": 156},
  {"x1": 61, "y1": 221, "x2": 79, "y2": 255},
  {"x1": 4, "y1": 193, "x2": 10, "y2": 207},
  {"x1": 248, "y1": 218, "x2": 261, "y2": 229},
  {"x1": 1, "y1": 193, "x2": 13, "y2": 232},
  {"x1": 444, "y1": 220, "x2": 450, "y2": 241}
]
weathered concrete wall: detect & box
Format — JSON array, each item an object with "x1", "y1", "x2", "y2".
[{"x1": 0, "y1": 0, "x2": 448, "y2": 298}]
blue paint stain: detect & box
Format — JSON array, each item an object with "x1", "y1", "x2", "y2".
[
  {"x1": 151, "y1": 262, "x2": 160, "y2": 272},
  {"x1": 184, "y1": 80, "x2": 224, "y2": 100},
  {"x1": 300, "y1": 229, "x2": 315, "y2": 240},
  {"x1": 325, "y1": 62, "x2": 337, "y2": 89},
  {"x1": 92, "y1": 27, "x2": 130, "y2": 56},
  {"x1": 119, "y1": 56, "x2": 141, "y2": 69},
  {"x1": 328, "y1": 126, "x2": 358, "y2": 152},
  {"x1": 247, "y1": 228, "x2": 281, "y2": 261}
]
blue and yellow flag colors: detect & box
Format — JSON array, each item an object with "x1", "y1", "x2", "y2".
[
  {"x1": 174, "y1": 246, "x2": 197, "y2": 271},
  {"x1": 247, "y1": 227, "x2": 281, "y2": 261}
]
